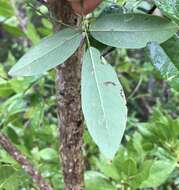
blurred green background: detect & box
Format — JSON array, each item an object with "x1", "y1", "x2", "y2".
[{"x1": 0, "y1": 0, "x2": 179, "y2": 189}]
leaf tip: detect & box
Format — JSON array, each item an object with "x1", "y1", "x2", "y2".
[
  {"x1": 101, "y1": 149, "x2": 116, "y2": 161},
  {"x1": 8, "y1": 67, "x2": 24, "y2": 77}
]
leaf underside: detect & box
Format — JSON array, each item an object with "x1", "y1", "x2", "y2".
[
  {"x1": 81, "y1": 47, "x2": 127, "y2": 159},
  {"x1": 90, "y1": 13, "x2": 177, "y2": 49},
  {"x1": 9, "y1": 28, "x2": 83, "y2": 76}
]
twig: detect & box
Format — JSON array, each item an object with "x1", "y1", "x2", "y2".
[
  {"x1": 26, "y1": 2, "x2": 76, "y2": 29},
  {"x1": 101, "y1": 47, "x2": 115, "y2": 57},
  {"x1": 0, "y1": 132, "x2": 53, "y2": 190},
  {"x1": 127, "y1": 75, "x2": 143, "y2": 100}
]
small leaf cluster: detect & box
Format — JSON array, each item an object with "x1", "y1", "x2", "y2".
[
  {"x1": 8, "y1": 0, "x2": 179, "y2": 159},
  {"x1": 85, "y1": 109, "x2": 179, "y2": 190}
]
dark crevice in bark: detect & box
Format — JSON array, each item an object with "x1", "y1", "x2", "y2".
[{"x1": 48, "y1": 1, "x2": 84, "y2": 190}]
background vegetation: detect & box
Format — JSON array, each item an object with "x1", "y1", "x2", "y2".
[{"x1": 0, "y1": 0, "x2": 179, "y2": 189}]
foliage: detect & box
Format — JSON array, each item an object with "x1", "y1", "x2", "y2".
[
  {"x1": 0, "y1": 0, "x2": 179, "y2": 189},
  {"x1": 82, "y1": 47, "x2": 127, "y2": 159},
  {"x1": 9, "y1": 28, "x2": 83, "y2": 76},
  {"x1": 7, "y1": 0, "x2": 179, "y2": 159}
]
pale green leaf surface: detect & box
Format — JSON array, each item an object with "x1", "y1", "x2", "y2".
[
  {"x1": 140, "y1": 159, "x2": 176, "y2": 188},
  {"x1": 82, "y1": 47, "x2": 127, "y2": 159},
  {"x1": 90, "y1": 13, "x2": 177, "y2": 49},
  {"x1": 85, "y1": 171, "x2": 117, "y2": 190},
  {"x1": 147, "y1": 42, "x2": 179, "y2": 91},
  {"x1": 9, "y1": 28, "x2": 83, "y2": 76}
]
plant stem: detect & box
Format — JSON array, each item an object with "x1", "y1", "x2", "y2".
[
  {"x1": 0, "y1": 132, "x2": 53, "y2": 190},
  {"x1": 48, "y1": 1, "x2": 84, "y2": 190},
  {"x1": 26, "y1": 2, "x2": 75, "y2": 29}
]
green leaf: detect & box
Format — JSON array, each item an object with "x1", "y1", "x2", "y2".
[
  {"x1": 122, "y1": 158, "x2": 137, "y2": 177},
  {"x1": 162, "y1": 35, "x2": 179, "y2": 70},
  {"x1": 85, "y1": 171, "x2": 117, "y2": 190},
  {"x1": 3, "y1": 23, "x2": 25, "y2": 37},
  {"x1": 147, "y1": 42, "x2": 179, "y2": 91},
  {"x1": 0, "y1": 79, "x2": 13, "y2": 97},
  {"x1": 0, "y1": 1, "x2": 14, "y2": 17},
  {"x1": 0, "y1": 94, "x2": 26, "y2": 124},
  {"x1": 130, "y1": 160, "x2": 152, "y2": 189},
  {"x1": 39, "y1": 148, "x2": 58, "y2": 161},
  {"x1": 82, "y1": 47, "x2": 127, "y2": 159},
  {"x1": 25, "y1": 23, "x2": 41, "y2": 44},
  {"x1": 140, "y1": 159, "x2": 176, "y2": 188},
  {"x1": 90, "y1": 13, "x2": 177, "y2": 49},
  {"x1": 0, "y1": 165, "x2": 20, "y2": 190},
  {"x1": 9, "y1": 28, "x2": 83, "y2": 76},
  {"x1": 28, "y1": 103, "x2": 44, "y2": 128},
  {"x1": 97, "y1": 155, "x2": 121, "y2": 181},
  {"x1": 6, "y1": 127, "x2": 20, "y2": 144},
  {"x1": 10, "y1": 76, "x2": 40, "y2": 93},
  {"x1": 0, "y1": 64, "x2": 7, "y2": 79},
  {"x1": 154, "y1": 0, "x2": 179, "y2": 21}
]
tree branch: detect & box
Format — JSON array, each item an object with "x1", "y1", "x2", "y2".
[{"x1": 0, "y1": 132, "x2": 53, "y2": 190}]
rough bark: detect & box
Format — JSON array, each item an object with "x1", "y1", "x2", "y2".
[
  {"x1": 48, "y1": 1, "x2": 84, "y2": 190},
  {"x1": 0, "y1": 132, "x2": 53, "y2": 190}
]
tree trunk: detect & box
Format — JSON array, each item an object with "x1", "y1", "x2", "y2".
[{"x1": 48, "y1": 1, "x2": 84, "y2": 190}]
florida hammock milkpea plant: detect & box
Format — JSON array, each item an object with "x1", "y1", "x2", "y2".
[{"x1": 9, "y1": 10, "x2": 178, "y2": 159}]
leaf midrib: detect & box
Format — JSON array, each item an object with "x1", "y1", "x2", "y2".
[
  {"x1": 90, "y1": 27, "x2": 176, "y2": 33},
  {"x1": 88, "y1": 48, "x2": 109, "y2": 132}
]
